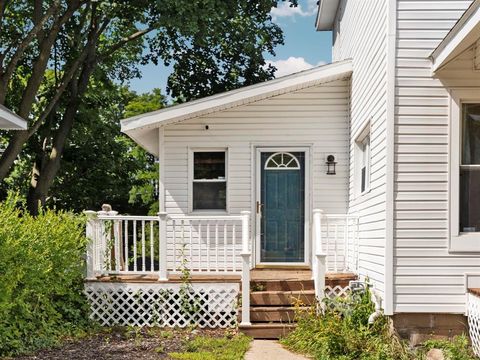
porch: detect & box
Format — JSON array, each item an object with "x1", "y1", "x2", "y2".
[{"x1": 84, "y1": 207, "x2": 359, "y2": 332}]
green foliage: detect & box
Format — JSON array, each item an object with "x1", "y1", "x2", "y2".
[
  {"x1": 0, "y1": 195, "x2": 91, "y2": 356},
  {"x1": 169, "y1": 333, "x2": 251, "y2": 360},
  {"x1": 419, "y1": 335, "x2": 476, "y2": 360},
  {"x1": 282, "y1": 288, "x2": 411, "y2": 360}
]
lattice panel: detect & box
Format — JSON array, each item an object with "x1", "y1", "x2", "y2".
[
  {"x1": 325, "y1": 285, "x2": 351, "y2": 298},
  {"x1": 468, "y1": 293, "x2": 480, "y2": 357},
  {"x1": 84, "y1": 282, "x2": 239, "y2": 328}
]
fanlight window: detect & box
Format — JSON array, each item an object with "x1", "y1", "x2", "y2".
[{"x1": 264, "y1": 152, "x2": 300, "y2": 170}]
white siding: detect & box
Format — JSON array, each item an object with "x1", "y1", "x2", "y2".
[
  {"x1": 162, "y1": 79, "x2": 350, "y2": 266},
  {"x1": 332, "y1": 0, "x2": 389, "y2": 297},
  {"x1": 394, "y1": 0, "x2": 477, "y2": 313}
]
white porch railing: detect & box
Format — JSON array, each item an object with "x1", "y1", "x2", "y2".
[
  {"x1": 312, "y1": 209, "x2": 359, "y2": 299},
  {"x1": 85, "y1": 208, "x2": 252, "y2": 325}
]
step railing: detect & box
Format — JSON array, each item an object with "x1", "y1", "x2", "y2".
[{"x1": 312, "y1": 209, "x2": 359, "y2": 299}]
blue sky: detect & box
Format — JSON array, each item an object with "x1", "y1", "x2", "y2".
[{"x1": 129, "y1": 0, "x2": 332, "y2": 94}]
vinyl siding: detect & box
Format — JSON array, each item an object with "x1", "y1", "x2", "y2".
[
  {"x1": 332, "y1": 0, "x2": 388, "y2": 297},
  {"x1": 394, "y1": 0, "x2": 477, "y2": 313},
  {"x1": 162, "y1": 79, "x2": 350, "y2": 267}
]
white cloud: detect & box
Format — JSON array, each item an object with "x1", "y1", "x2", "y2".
[
  {"x1": 270, "y1": 0, "x2": 318, "y2": 20},
  {"x1": 266, "y1": 57, "x2": 327, "y2": 77}
]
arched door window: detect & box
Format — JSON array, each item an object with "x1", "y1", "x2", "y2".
[{"x1": 264, "y1": 152, "x2": 301, "y2": 170}]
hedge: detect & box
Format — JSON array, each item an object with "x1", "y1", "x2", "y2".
[{"x1": 0, "y1": 195, "x2": 91, "y2": 356}]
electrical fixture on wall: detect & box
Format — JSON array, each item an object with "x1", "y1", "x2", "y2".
[{"x1": 326, "y1": 154, "x2": 337, "y2": 175}]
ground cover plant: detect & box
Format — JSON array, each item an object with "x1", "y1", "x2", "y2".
[
  {"x1": 0, "y1": 195, "x2": 91, "y2": 356},
  {"x1": 281, "y1": 285, "x2": 476, "y2": 360},
  {"x1": 12, "y1": 327, "x2": 251, "y2": 360}
]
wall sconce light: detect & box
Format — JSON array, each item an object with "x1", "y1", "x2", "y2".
[{"x1": 326, "y1": 154, "x2": 337, "y2": 175}]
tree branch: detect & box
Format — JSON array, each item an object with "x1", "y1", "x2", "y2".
[{"x1": 99, "y1": 26, "x2": 155, "y2": 60}]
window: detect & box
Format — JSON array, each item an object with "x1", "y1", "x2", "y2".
[
  {"x1": 264, "y1": 152, "x2": 301, "y2": 170},
  {"x1": 191, "y1": 150, "x2": 227, "y2": 211},
  {"x1": 355, "y1": 124, "x2": 371, "y2": 196},
  {"x1": 460, "y1": 103, "x2": 480, "y2": 232},
  {"x1": 449, "y1": 89, "x2": 480, "y2": 252}
]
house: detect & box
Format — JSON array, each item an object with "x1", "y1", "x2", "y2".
[
  {"x1": 84, "y1": 0, "x2": 480, "y2": 347},
  {"x1": 0, "y1": 105, "x2": 27, "y2": 130}
]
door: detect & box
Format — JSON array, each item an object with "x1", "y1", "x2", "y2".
[{"x1": 258, "y1": 151, "x2": 305, "y2": 263}]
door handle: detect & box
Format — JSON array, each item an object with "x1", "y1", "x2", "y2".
[{"x1": 256, "y1": 201, "x2": 264, "y2": 215}]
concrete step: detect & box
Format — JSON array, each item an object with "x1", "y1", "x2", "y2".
[
  {"x1": 250, "y1": 290, "x2": 316, "y2": 306},
  {"x1": 239, "y1": 323, "x2": 296, "y2": 339},
  {"x1": 240, "y1": 306, "x2": 306, "y2": 322}
]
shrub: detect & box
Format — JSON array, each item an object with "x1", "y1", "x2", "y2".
[
  {"x1": 0, "y1": 195, "x2": 91, "y2": 356},
  {"x1": 281, "y1": 286, "x2": 411, "y2": 360}
]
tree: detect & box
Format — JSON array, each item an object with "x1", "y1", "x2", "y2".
[{"x1": 0, "y1": 0, "x2": 297, "y2": 214}]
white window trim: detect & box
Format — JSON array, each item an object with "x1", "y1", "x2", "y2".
[
  {"x1": 354, "y1": 122, "x2": 372, "y2": 198},
  {"x1": 188, "y1": 147, "x2": 229, "y2": 214},
  {"x1": 449, "y1": 88, "x2": 480, "y2": 252}
]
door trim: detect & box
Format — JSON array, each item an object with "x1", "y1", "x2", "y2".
[{"x1": 254, "y1": 146, "x2": 311, "y2": 267}]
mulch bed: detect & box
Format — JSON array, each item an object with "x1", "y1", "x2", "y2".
[{"x1": 14, "y1": 327, "x2": 229, "y2": 360}]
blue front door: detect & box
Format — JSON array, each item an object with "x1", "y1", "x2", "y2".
[{"x1": 260, "y1": 151, "x2": 305, "y2": 263}]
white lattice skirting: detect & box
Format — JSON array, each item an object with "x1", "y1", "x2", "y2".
[
  {"x1": 84, "y1": 282, "x2": 239, "y2": 328},
  {"x1": 468, "y1": 293, "x2": 480, "y2": 357}
]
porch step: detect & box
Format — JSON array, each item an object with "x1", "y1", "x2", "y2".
[
  {"x1": 238, "y1": 323, "x2": 296, "y2": 339},
  {"x1": 250, "y1": 279, "x2": 314, "y2": 292},
  {"x1": 240, "y1": 306, "x2": 307, "y2": 322},
  {"x1": 250, "y1": 290, "x2": 316, "y2": 306}
]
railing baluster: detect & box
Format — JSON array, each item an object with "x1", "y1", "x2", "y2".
[
  {"x1": 215, "y1": 221, "x2": 219, "y2": 272},
  {"x1": 114, "y1": 220, "x2": 121, "y2": 272},
  {"x1": 133, "y1": 221, "x2": 137, "y2": 272},
  {"x1": 326, "y1": 220, "x2": 330, "y2": 272},
  {"x1": 206, "y1": 222, "x2": 210, "y2": 272},
  {"x1": 189, "y1": 220, "x2": 193, "y2": 271},
  {"x1": 223, "y1": 221, "x2": 227, "y2": 272},
  {"x1": 142, "y1": 220, "x2": 146, "y2": 272},
  {"x1": 345, "y1": 218, "x2": 349, "y2": 272},
  {"x1": 124, "y1": 220, "x2": 129, "y2": 271},
  {"x1": 198, "y1": 222, "x2": 202, "y2": 272},
  {"x1": 181, "y1": 219, "x2": 185, "y2": 269},
  {"x1": 173, "y1": 219, "x2": 177, "y2": 272},
  {"x1": 150, "y1": 221, "x2": 154, "y2": 272},
  {"x1": 232, "y1": 223, "x2": 236, "y2": 272},
  {"x1": 334, "y1": 224, "x2": 338, "y2": 272}
]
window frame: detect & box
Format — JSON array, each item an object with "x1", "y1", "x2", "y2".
[
  {"x1": 449, "y1": 88, "x2": 480, "y2": 252},
  {"x1": 188, "y1": 147, "x2": 229, "y2": 214},
  {"x1": 354, "y1": 122, "x2": 372, "y2": 198}
]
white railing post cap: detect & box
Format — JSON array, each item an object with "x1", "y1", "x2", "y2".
[
  {"x1": 157, "y1": 211, "x2": 169, "y2": 219},
  {"x1": 240, "y1": 210, "x2": 251, "y2": 215},
  {"x1": 83, "y1": 210, "x2": 97, "y2": 218},
  {"x1": 313, "y1": 209, "x2": 324, "y2": 215}
]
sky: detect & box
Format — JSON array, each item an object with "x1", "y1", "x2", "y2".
[{"x1": 128, "y1": 0, "x2": 332, "y2": 94}]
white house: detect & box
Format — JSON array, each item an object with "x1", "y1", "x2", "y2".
[
  {"x1": 84, "y1": 0, "x2": 480, "y2": 346},
  {"x1": 0, "y1": 105, "x2": 27, "y2": 130}
]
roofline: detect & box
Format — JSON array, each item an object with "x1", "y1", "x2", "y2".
[
  {"x1": 121, "y1": 59, "x2": 353, "y2": 134},
  {"x1": 0, "y1": 105, "x2": 27, "y2": 130},
  {"x1": 430, "y1": 0, "x2": 480, "y2": 72},
  {"x1": 315, "y1": 0, "x2": 340, "y2": 31}
]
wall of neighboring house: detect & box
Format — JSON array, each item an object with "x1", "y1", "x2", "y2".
[
  {"x1": 161, "y1": 79, "x2": 350, "y2": 267},
  {"x1": 394, "y1": 0, "x2": 477, "y2": 314},
  {"x1": 332, "y1": 0, "x2": 389, "y2": 299}
]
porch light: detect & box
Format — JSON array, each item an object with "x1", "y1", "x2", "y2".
[{"x1": 326, "y1": 155, "x2": 337, "y2": 175}]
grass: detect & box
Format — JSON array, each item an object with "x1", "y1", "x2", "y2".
[{"x1": 169, "y1": 333, "x2": 251, "y2": 360}]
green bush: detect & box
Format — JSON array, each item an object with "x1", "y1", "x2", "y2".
[
  {"x1": 281, "y1": 287, "x2": 411, "y2": 360},
  {"x1": 282, "y1": 287, "x2": 477, "y2": 360},
  {"x1": 0, "y1": 195, "x2": 91, "y2": 356}
]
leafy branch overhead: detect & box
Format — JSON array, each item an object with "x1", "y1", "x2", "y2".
[{"x1": 0, "y1": 0, "x2": 297, "y2": 214}]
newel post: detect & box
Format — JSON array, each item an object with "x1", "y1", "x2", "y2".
[
  {"x1": 84, "y1": 210, "x2": 97, "y2": 279},
  {"x1": 313, "y1": 209, "x2": 327, "y2": 300},
  {"x1": 158, "y1": 211, "x2": 169, "y2": 281},
  {"x1": 240, "y1": 210, "x2": 251, "y2": 326}
]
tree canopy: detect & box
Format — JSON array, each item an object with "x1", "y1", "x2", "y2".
[{"x1": 0, "y1": 0, "x2": 297, "y2": 214}]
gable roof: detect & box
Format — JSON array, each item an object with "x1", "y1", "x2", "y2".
[
  {"x1": 121, "y1": 59, "x2": 353, "y2": 156},
  {"x1": 315, "y1": 0, "x2": 341, "y2": 31},
  {"x1": 0, "y1": 105, "x2": 27, "y2": 130},
  {"x1": 430, "y1": 0, "x2": 480, "y2": 72}
]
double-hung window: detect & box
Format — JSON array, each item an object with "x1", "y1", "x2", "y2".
[
  {"x1": 191, "y1": 150, "x2": 227, "y2": 212},
  {"x1": 449, "y1": 89, "x2": 480, "y2": 252}
]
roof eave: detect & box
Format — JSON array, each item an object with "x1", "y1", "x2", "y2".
[
  {"x1": 430, "y1": 0, "x2": 480, "y2": 73},
  {"x1": 315, "y1": 0, "x2": 340, "y2": 31},
  {"x1": 0, "y1": 105, "x2": 27, "y2": 130}
]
